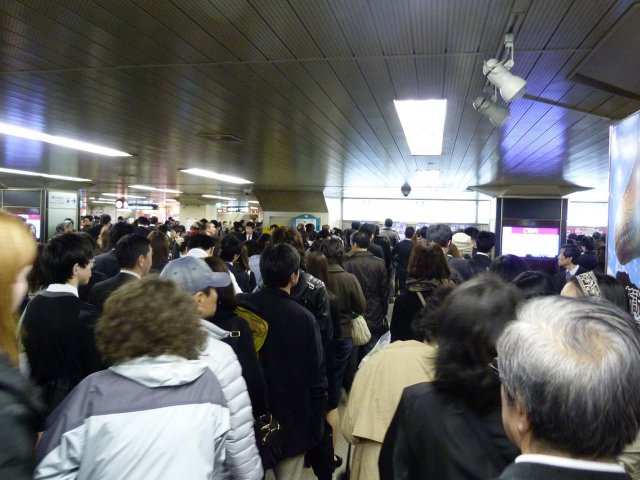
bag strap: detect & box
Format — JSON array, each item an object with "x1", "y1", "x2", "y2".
[{"x1": 416, "y1": 291, "x2": 427, "y2": 307}]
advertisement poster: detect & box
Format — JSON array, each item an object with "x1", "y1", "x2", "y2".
[{"x1": 608, "y1": 110, "x2": 640, "y2": 321}]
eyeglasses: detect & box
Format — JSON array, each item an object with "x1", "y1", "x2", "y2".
[{"x1": 489, "y1": 356, "x2": 501, "y2": 378}]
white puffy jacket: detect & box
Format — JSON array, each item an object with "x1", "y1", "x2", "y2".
[{"x1": 199, "y1": 320, "x2": 264, "y2": 479}]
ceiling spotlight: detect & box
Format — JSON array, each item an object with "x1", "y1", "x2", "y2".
[
  {"x1": 473, "y1": 96, "x2": 510, "y2": 127},
  {"x1": 483, "y1": 34, "x2": 527, "y2": 103}
]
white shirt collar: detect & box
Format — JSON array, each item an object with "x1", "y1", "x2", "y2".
[
  {"x1": 46, "y1": 283, "x2": 79, "y2": 297},
  {"x1": 516, "y1": 454, "x2": 625, "y2": 473},
  {"x1": 475, "y1": 252, "x2": 489, "y2": 257},
  {"x1": 120, "y1": 269, "x2": 141, "y2": 279},
  {"x1": 569, "y1": 264, "x2": 580, "y2": 276}
]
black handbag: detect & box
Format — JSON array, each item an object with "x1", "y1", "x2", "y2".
[{"x1": 254, "y1": 411, "x2": 284, "y2": 469}]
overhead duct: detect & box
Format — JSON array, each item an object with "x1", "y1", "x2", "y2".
[
  {"x1": 570, "y1": 4, "x2": 640, "y2": 101},
  {"x1": 467, "y1": 181, "x2": 591, "y2": 197}
]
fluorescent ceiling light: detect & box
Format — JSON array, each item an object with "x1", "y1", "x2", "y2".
[
  {"x1": 0, "y1": 167, "x2": 91, "y2": 182},
  {"x1": 164, "y1": 199, "x2": 179, "y2": 203},
  {"x1": 129, "y1": 184, "x2": 182, "y2": 194},
  {"x1": 88, "y1": 197, "x2": 96, "y2": 200},
  {"x1": 413, "y1": 170, "x2": 441, "y2": 185},
  {"x1": 101, "y1": 193, "x2": 147, "y2": 199},
  {"x1": 394, "y1": 99, "x2": 447, "y2": 155},
  {"x1": 247, "y1": 201, "x2": 260, "y2": 204},
  {"x1": 91, "y1": 200, "x2": 113, "y2": 204},
  {"x1": 181, "y1": 168, "x2": 253, "y2": 184},
  {"x1": 0, "y1": 122, "x2": 130, "y2": 156},
  {"x1": 202, "y1": 194, "x2": 238, "y2": 201}
]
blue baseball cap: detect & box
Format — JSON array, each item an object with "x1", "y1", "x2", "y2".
[{"x1": 160, "y1": 256, "x2": 231, "y2": 294}]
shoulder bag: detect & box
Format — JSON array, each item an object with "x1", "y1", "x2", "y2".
[{"x1": 351, "y1": 313, "x2": 371, "y2": 346}]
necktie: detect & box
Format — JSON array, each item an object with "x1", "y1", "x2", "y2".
[{"x1": 566, "y1": 270, "x2": 571, "y2": 280}]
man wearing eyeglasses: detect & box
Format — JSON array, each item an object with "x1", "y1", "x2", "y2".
[{"x1": 494, "y1": 296, "x2": 640, "y2": 479}]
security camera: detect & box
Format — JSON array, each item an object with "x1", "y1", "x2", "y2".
[
  {"x1": 401, "y1": 182, "x2": 411, "y2": 197},
  {"x1": 243, "y1": 188, "x2": 252, "y2": 195}
]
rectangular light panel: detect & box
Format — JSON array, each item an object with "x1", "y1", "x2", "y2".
[
  {"x1": 394, "y1": 99, "x2": 447, "y2": 155},
  {"x1": 0, "y1": 122, "x2": 130, "y2": 156},
  {"x1": 181, "y1": 168, "x2": 253, "y2": 184},
  {"x1": 0, "y1": 167, "x2": 91, "y2": 182},
  {"x1": 202, "y1": 194, "x2": 238, "y2": 201}
]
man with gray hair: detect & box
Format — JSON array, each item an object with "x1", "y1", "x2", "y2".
[{"x1": 494, "y1": 296, "x2": 640, "y2": 479}]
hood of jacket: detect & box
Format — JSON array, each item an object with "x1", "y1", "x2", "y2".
[
  {"x1": 199, "y1": 318, "x2": 232, "y2": 340},
  {"x1": 109, "y1": 355, "x2": 208, "y2": 387}
]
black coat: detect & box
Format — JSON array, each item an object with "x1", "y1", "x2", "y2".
[
  {"x1": 391, "y1": 240, "x2": 414, "y2": 288},
  {"x1": 373, "y1": 235, "x2": 392, "y2": 271},
  {"x1": 21, "y1": 292, "x2": 103, "y2": 414},
  {"x1": 89, "y1": 272, "x2": 138, "y2": 312},
  {"x1": 93, "y1": 250, "x2": 120, "y2": 278},
  {"x1": 448, "y1": 255, "x2": 473, "y2": 283},
  {"x1": 494, "y1": 462, "x2": 631, "y2": 480},
  {"x1": 552, "y1": 266, "x2": 588, "y2": 293},
  {"x1": 367, "y1": 242, "x2": 385, "y2": 261},
  {"x1": 291, "y1": 269, "x2": 333, "y2": 347},
  {"x1": 344, "y1": 251, "x2": 388, "y2": 333},
  {"x1": 239, "y1": 288, "x2": 327, "y2": 459},
  {"x1": 390, "y1": 282, "x2": 445, "y2": 342},
  {"x1": 77, "y1": 270, "x2": 107, "y2": 302},
  {"x1": 0, "y1": 355, "x2": 44, "y2": 480},
  {"x1": 208, "y1": 309, "x2": 267, "y2": 416},
  {"x1": 228, "y1": 263, "x2": 256, "y2": 294},
  {"x1": 580, "y1": 250, "x2": 598, "y2": 271},
  {"x1": 469, "y1": 253, "x2": 492, "y2": 277},
  {"x1": 379, "y1": 382, "x2": 518, "y2": 480}
]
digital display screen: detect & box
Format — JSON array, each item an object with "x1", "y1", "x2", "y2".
[
  {"x1": 501, "y1": 226, "x2": 559, "y2": 258},
  {"x1": 16, "y1": 213, "x2": 41, "y2": 240}
]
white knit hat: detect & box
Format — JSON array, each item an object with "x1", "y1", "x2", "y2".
[{"x1": 452, "y1": 232, "x2": 473, "y2": 256}]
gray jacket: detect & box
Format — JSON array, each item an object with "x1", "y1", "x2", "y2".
[{"x1": 35, "y1": 356, "x2": 230, "y2": 479}]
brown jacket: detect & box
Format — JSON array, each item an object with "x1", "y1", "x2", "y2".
[{"x1": 326, "y1": 263, "x2": 366, "y2": 337}]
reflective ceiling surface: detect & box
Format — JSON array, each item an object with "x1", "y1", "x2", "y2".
[{"x1": 1, "y1": 0, "x2": 639, "y2": 203}]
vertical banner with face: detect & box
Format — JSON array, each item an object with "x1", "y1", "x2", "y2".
[{"x1": 608, "y1": 110, "x2": 640, "y2": 321}]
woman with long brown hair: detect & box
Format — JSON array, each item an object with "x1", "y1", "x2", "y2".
[
  {"x1": 390, "y1": 241, "x2": 454, "y2": 342},
  {"x1": 0, "y1": 211, "x2": 43, "y2": 479}
]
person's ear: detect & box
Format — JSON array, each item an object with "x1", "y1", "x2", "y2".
[{"x1": 193, "y1": 291, "x2": 206, "y2": 305}]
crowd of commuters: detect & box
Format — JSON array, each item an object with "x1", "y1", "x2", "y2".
[{"x1": 3, "y1": 211, "x2": 639, "y2": 480}]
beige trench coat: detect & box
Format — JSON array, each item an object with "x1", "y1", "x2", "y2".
[{"x1": 341, "y1": 340, "x2": 437, "y2": 480}]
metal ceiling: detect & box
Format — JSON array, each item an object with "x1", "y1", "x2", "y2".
[{"x1": 0, "y1": 0, "x2": 639, "y2": 203}]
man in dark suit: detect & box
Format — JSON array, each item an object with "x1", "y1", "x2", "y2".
[
  {"x1": 89, "y1": 234, "x2": 152, "y2": 312},
  {"x1": 579, "y1": 235, "x2": 598, "y2": 271},
  {"x1": 93, "y1": 222, "x2": 134, "y2": 278},
  {"x1": 238, "y1": 221, "x2": 259, "y2": 242},
  {"x1": 469, "y1": 230, "x2": 495, "y2": 277},
  {"x1": 391, "y1": 226, "x2": 415, "y2": 295},
  {"x1": 359, "y1": 223, "x2": 385, "y2": 261},
  {"x1": 552, "y1": 243, "x2": 587, "y2": 293},
  {"x1": 494, "y1": 297, "x2": 640, "y2": 480}
]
